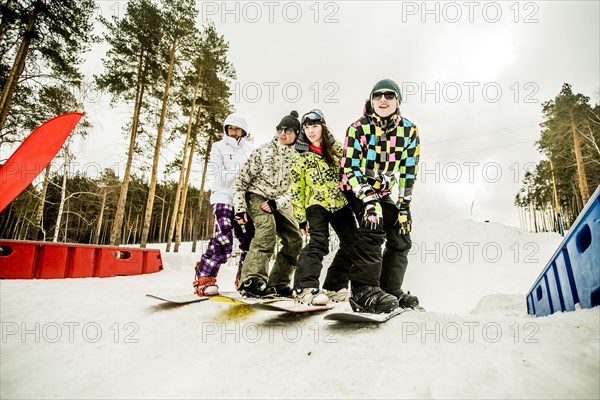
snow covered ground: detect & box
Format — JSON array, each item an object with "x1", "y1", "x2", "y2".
[{"x1": 1, "y1": 219, "x2": 599, "y2": 399}]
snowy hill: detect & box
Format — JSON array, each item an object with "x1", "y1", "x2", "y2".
[{"x1": 1, "y1": 219, "x2": 598, "y2": 399}]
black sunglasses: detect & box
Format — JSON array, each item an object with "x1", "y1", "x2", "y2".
[
  {"x1": 276, "y1": 126, "x2": 296, "y2": 135},
  {"x1": 372, "y1": 91, "x2": 397, "y2": 101}
]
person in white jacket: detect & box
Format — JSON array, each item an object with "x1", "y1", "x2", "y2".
[{"x1": 193, "y1": 113, "x2": 255, "y2": 296}]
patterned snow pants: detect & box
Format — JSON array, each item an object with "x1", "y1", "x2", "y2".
[{"x1": 196, "y1": 203, "x2": 255, "y2": 284}]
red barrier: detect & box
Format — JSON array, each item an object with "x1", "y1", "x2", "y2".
[{"x1": 0, "y1": 240, "x2": 163, "y2": 279}]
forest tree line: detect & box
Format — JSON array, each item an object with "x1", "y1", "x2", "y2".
[
  {"x1": 1, "y1": 0, "x2": 236, "y2": 250},
  {"x1": 2, "y1": 2, "x2": 599, "y2": 246},
  {"x1": 516, "y1": 83, "x2": 600, "y2": 233}
]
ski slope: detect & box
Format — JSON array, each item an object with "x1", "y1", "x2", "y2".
[{"x1": 1, "y1": 219, "x2": 598, "y2": 399}]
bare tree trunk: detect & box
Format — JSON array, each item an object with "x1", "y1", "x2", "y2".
[
  {"x1": 166, "y1": 71, "x2": 201, "y2": 252},
  {"x1": 63, "y1": 202, "x2": 69, "y2": 242},
  {"x1": 125, "y1": 204, "x2": 132, "y2": 244},
  {"x1": 53, "y1": 151, "x2": 69, "y2": 242},
  {"x1": 140, "y1": 38, "x2": 177, "y2": 248},
  {"x1": 174, "y1": 139, "x2": 196, "y2": 252},
  {"x1": 570, "y1": 110, "x2": 590, "y2": 204},
  {"x1": 187, "y1": 207, "x2": 194, "y2": 242},
  {"x1": 110, "y1": 51, "x2": 146, "y2": 246},
  {"x1": 34, "y1": 164, "x2": 51, "y2": 240},
  {"x1": 132, "y1": 215, "x2": 139, "y2": 244},
  {"x1": 192, "y1": 136, "x2": 213, "y2": 252},
  {"x1": 158, "y1": 192, "x2": 165, "y2": 244},
  {"x1": 163, "y1": 206, "x2": 171, "y2": 243},
  {"x1": 94, "y1": 186, "x2": 107, "y2": 244},
  {"x1": 0, "y1": 206, "x2": 11, "y2": 237}
]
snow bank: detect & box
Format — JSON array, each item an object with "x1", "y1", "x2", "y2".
[{"x1": 1, "y1": 219, "x2": 598, "y2": 399}]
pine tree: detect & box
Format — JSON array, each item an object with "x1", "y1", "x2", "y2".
[
  {"x1": 518, "y1": 83, "x2": 600, "y2": 232},
  {"x1": 173, "y1": 22, "x2": 236, "y2": 252},
  {"x1": 139, "y1": 0, "x2": 198, "y2": 248},
  {"x1": 96, "y1": 0, "x2": 164, "y2": 246},
  {"x1": 0, "y1": 0, "x2": 95, "y2": 133}
]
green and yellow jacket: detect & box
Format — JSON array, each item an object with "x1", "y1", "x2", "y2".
[{"x1": 290, "y1": 137, "x2": 348, "y2": 224}]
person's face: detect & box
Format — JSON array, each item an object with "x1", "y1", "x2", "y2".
[
  {"x1": 227, "y1": 125, "x2": 243, "y2": 139},
  {"x1": 276, "y1": 126, "x2": 297, "y2": 146},
  {"x1": 303, "y1": 122, "x2": 323, "y2": 146},
  {"x1": 372, "y1": 90, "x2": 397, "y2": 118}
]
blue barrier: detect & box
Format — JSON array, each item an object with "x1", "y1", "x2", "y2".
[{"x1": 527, "y1": 185, "x2": 600, "y2": 317}]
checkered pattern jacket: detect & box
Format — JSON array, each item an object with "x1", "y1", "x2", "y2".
[
  {"x1": 290, "y1": 142, "x2": 348, "y2": 224},
  {"x1": 340, "y1": 112, "x2": 420, "y2": 207}
]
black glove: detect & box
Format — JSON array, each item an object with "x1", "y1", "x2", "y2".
[
  {"x1": 397, "y1": 202, "x2": 411, "y2": 235},
  {"x1": 267, "y1": 199, "x2": 277, "y2": 212},
  {"x1": 235, "y1": 212, "x2": 248, "y2": 224},
  {"x1": 361, "y1": 201, "x2": 383, "y2": 231}
]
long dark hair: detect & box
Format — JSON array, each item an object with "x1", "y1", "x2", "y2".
[{"x1": 306, "y1": 121, "x2": 340, "y2": 168}]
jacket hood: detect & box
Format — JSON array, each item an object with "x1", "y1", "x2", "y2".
[{"x1": 223, "y1": 113, "x2": 249, "y2": 137}]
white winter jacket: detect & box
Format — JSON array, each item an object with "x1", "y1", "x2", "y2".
[{"x1": 208, "y1": 133, "x2": 254, "y2": 205}]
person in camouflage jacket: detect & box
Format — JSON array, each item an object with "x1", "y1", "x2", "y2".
[
  {"x1": 233, "y1": 111, "x2": 303, "y2": 298},
  {"x1": 289, "y1": 109, "x2": 357, "y2": 305}
]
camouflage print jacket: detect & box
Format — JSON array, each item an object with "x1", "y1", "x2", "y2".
[
  {"x1": 290, "y1": 142, "x2": 347, "y2": 224},
  {"x1": 233, "y1": 137, "x2": 295, "y2": 214}
]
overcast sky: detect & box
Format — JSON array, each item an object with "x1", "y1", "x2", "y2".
[{"x1": 78, "y1": 0, "x2": 599, "y2": 228}]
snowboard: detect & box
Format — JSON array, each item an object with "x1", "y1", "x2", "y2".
[
  {"x1": 146, "y1": 293, "x2": 209, "y2": 305},
  {"x1": 209, "y1": 294, "x2": 335, "y2": 314},
  {"x1": 324, "y1": 307, "x2": 410, "y2": 323},
  {"x1": 208, "y1": 293, "x2": 285, "y2": 305},
  {"x1": 251, "y1": 301, "x2": 335, "y2": 313},
  {"x1": 0, "y1": 112, "x2": 83, "y2": 213}
]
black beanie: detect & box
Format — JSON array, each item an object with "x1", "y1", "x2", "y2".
[{"x1": 277, "y1": 110, "x2": 301, "y2": 134}]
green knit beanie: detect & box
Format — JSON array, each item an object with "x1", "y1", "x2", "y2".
[{"x1": 370, "y1": 79, "x2": 402, "y2": 103}]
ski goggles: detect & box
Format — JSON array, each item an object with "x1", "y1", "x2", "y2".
[
  {"x1": 301, "y1": 110, "x2": 325, "y2": 125},
  {"x1": 372, "y1": 91, "x2": 397, "y2": 101}
]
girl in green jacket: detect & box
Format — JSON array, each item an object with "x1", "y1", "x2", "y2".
[{"x1": 290, "y1": 109, "x2": 357, "y2": 305}]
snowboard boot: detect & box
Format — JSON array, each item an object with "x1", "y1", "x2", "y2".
[
  {"x1": 322, "y1": 288, "x2": 350, "y2": 303},
  {"x1": 397, "y1": 290, "x2": 419, "y2": 308},
  {"x1": 273, "y1": 286, "x2": 294, "y2": 298},
  {"x1": 386, "y1": 289, "x2": 420, "y2": 308},
  {"x1": 349, "y1": 285, "x2": 399, "y2": 314},
  {"x1": 293, "y1": 288, "x2": 329, "y2": 306},
  {"x1": 239, "y1": 279, "x2": 276, "y2": 298},
  {"x1": 193, "y1": 275, "x2": 219, "y2": 297}
]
